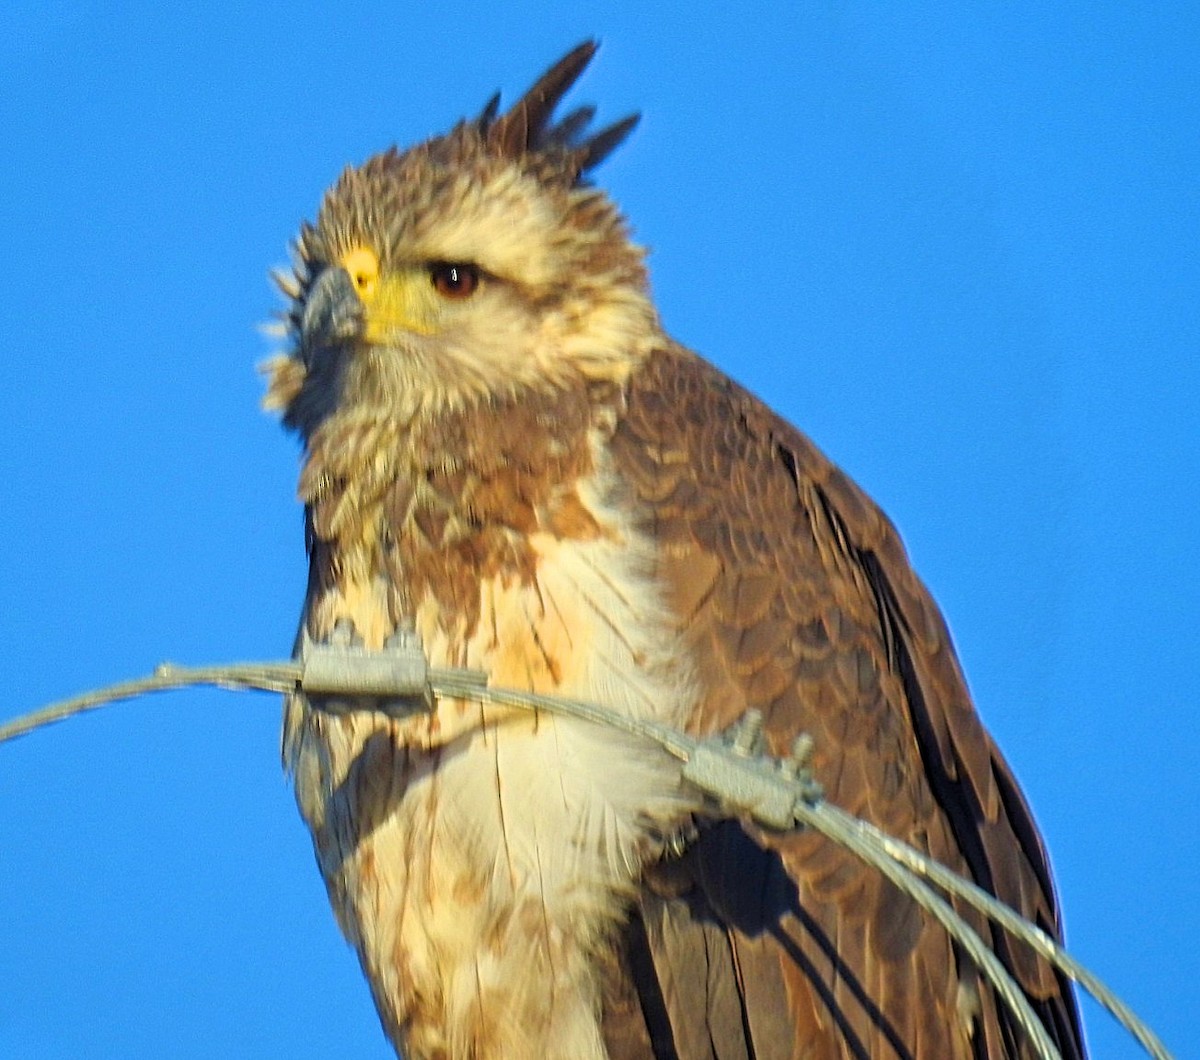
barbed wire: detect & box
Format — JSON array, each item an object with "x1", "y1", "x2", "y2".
[{"x1": 0, "y1": 640, "x2": 1173, "y2": 1060}]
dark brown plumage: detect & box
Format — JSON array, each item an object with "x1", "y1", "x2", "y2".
[
  {"x1": 603, "y1": 349, "x2": 1085, "y2": 1059},
  {"x1": 265, "y1": 42, "x2": 1086, "y2": 1059}
]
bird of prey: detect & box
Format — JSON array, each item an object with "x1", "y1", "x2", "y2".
[{"x1": 263, "y1": 42, "x2": 1086, "y2": 1060}]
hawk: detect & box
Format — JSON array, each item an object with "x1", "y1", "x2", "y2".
[{"x1": 264, "y1": 42, "x2": 1086, "y2": 1060}]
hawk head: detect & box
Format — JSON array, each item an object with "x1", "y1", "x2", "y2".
[{"x1": 264, "y1": 42, "x2": 656, "y2": 439}]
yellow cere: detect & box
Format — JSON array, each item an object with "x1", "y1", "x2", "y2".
[
  {"x1": 339, "y1": 245, "x2": 440, "y2": 339},
  {"x1": 342, "y1": 246, "x2": 379, "y2": 301}
]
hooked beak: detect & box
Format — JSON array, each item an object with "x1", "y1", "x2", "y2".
[{"x1": 300, "y1": 267, "x2": 364, "y2": 364}]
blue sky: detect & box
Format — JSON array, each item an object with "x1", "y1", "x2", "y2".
[{"x1": 1, "y1": 4, "x2": 1194, "y2": 1057}]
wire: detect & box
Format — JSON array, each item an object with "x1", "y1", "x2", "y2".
[
  {"x1": 431, "y1": 677, "x2": 1062, "y2": 1059},
  {"x1": 844, "y1": 813, "x2": 1171, "y2": 1060},
  {"x1": 0, "y1": 655, "x2": 1174, "y2": 1060},
  {"x1": 0, "y1": 661, "x2": 301, "y2": 744}
]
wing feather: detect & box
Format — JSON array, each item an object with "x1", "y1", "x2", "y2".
[{"x1": 601, "y1": 344, "x2": 1085, "y2": 1059}]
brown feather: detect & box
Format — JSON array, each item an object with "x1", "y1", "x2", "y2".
[
  {"x1": 478, "y1": 41, "x2": 641, "y2": 186},
  {"x1": 603, "y1": 343, "x2": 1085, "y2": 1059},
  {"x1": 270, "y1": 43, "x2": 1085, "y2": 1060}
]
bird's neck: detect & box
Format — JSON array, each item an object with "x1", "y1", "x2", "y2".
[{"x1": 298, "y1": 381, "x2": 624, "y2": 645}]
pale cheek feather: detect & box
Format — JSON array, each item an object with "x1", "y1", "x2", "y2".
[
  {"x1": 337, "y1": 280, "x2": 654, "y2": 423},
  {"x1": 424, "y1": 281, "x2": 656, "y2": 401},
  {"x1": 399, "y1": 177, "x2": 655, "y2": 399}
]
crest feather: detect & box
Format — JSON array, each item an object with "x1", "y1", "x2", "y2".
[{"x1": 482, "y1": 41, "x2": 639, "y2": 183}]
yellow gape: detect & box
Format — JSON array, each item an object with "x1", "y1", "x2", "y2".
[
  {"x1": 341, "y1": 246, "x2": 379, "y2": 302},
  {"x1": 338, "y1": 245, "x2": 440, "y2": 339}
]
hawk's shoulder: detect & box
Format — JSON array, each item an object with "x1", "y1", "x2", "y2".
[{"x1": 601, "y1": 341, "x2": 1083, "y2": 1058}]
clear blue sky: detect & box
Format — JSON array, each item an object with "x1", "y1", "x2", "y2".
[{"x1": 1, "y1": 4, "x2": 1194, "y2": 1058}]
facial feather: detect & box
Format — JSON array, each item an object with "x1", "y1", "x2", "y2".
[{"x1": 269, "y1": 137, "x2": 654, "y2": 437}]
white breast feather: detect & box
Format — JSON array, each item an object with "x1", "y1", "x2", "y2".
[{"x1": 291, "y1": 455, "x2": 700, "y2": 1059}]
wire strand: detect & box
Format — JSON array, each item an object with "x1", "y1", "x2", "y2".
[{"x1": 0, "y1": 658, "x2": 1173, "y2": 1060}]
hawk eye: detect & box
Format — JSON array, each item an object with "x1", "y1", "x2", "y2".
[{"x1": 429, "y1": 262, "x2": 480, "y2": 300}]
